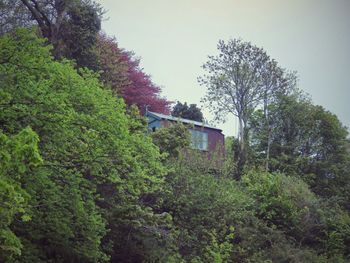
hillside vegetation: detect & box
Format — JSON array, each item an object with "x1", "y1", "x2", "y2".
[{"x1": 0, "y1": 1, "x2": 349, "y2": 261}]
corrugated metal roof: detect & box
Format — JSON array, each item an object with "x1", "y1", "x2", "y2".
[{"x1": 147, "y1": 111, "x2": 222, "y2": 131}]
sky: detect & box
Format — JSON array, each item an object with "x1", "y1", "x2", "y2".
[{"x1": 99, "y1": 0, "x2": 350, "y2": 136}]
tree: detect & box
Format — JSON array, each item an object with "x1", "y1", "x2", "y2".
[
  {"x1": 95, "y1": 32, "x2": 130, "y2": 94},
  {"x1": 0, "y1": 29, "x2": 177, "y2": 262},
  {"x1": 1, "y1": 1, "x2": 171, "y2": 112},
  {"x1": 171, "y1": 101, "x2": 204, "y2": 122},
  {"x1": 0, "y1": 0, "x2": 103, "y2": 69},
  {"x1": 250, "y1": 93, "x2": 350, "y2": 202},
  {"x1": 0, "y1": 128, "x2": 42, "y2": 262},
  {"x1": 161, "y1": 152, "x2": 252, "y2": 262},
  {"x1": 120, "y1": 51, "x2": 171, "y2": 114},
  {"x1": 242, "y1": 171, "x2": 350, "y2": 261},
  {"x1": 0, "y1": 0, "x2": 34, "y2": 34},
  {"x1": 199, "y1": 39, "x2": 295, "y2": 174},
  {"x1": 2, "y1": 13, "x2": 349, "y2": 263},
  {"x1": 259, "y1": 61, "x2": 297, "y2": 171},
  {"x1": 94, "y1": 33, "x2": 172, "y2": 114},
  {"x1": 151, "y1": 123, "x2": 190, "y2": 159},
  {"x1": 59, "y1": 0, "x2": 102, "y2": 69}
]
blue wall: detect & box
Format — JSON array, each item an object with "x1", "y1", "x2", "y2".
[{"x1": 147, "y1": 116, "x2": 161, "y2": 130}]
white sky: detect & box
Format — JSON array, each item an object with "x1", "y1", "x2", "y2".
[{"x1": 99, "y1": 0, "x2": 350, "y2": 137}]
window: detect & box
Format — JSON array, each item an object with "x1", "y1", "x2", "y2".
[{"x1": 190, "y1": 129, "x2": 208, "y2": 151}]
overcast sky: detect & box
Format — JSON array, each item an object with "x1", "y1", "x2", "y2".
[{"x1": 99, "y1": 0, "x2": 350, "y2": 136}]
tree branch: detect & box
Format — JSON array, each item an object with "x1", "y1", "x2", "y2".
[{"x1": 20, "y1": 0, "x2": 51, "y2": 38}]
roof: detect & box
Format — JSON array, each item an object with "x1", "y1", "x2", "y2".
[{"x1": 147, "y1": 111, "x2": 222, "y2": 132}]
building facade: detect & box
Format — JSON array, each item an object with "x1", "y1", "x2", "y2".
[{"x1": 146, "y1": 111, "x2": 224, "y2": 159}]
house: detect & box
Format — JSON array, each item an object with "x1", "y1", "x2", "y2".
[{"x1": 146, "y1": 111, "x2": 224, "y2": 159}]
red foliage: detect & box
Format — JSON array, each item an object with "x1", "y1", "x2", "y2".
[
  {"x1": 97, "y1": 33, "x2": 171, "y2": 114},
  {"x1": 120, "y1": 52, "x2": 171, "y2": 114}
]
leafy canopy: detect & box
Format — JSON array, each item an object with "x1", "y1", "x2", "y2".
[
  {"x1": 171, "y1": 101, "x2": 204, "y2": 122},
  {"x1": 0, "y1": 29, "x2": 172, "y2": 262}
]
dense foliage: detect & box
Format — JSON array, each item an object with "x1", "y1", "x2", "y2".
[
  {"x1": 150, "y1": 124, "x2": 350, "y2": 262},
  {"x1": 171, "y1": 101, "x2": 204, "y2": 122},
  {"x1": 4, "y1": 0, "x2": 103, "y2": 69},
  {"x1": 0, "y1": 15, "x2": 349, "y2": 263},
  {"x1": 0, "y1": 127, "x2": 42, "y2": 262},
  {"x1": 96, "y1": 33, "x2": 172, "y2": 114},
  {"x1": 0, "y1": 1, "x2": 171, "y2": 115},
  {"x1": 249, "y1": 93, "x2": 350, "y2": 206},
  {"x1": 0, "y1": 30, "x2": 175, "y2": 262}
]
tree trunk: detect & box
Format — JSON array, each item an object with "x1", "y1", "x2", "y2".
[
  {"x1": 236, "y1": 116, "x2": 247, "y2": 178},
  {"x1": 20, "y1": 0, "x2": 67, "y2": 59},
  {"x1": 264, "y1": 94, "x2": 270, "y2": 172},
  {"x1": 266, "y1": 127, "x2": 271, "y2": 172}
]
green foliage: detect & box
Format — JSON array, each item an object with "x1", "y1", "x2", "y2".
[
  {"x1": 243, "y1": 172, "x2": 319, "y2": 237},
  {"x1": 171, "y1": 101, "x2": 204, "y2": 122},
  {"x1": 60, "y1": 0, "x2": 102, "y2": 69},
  {"x1": 242, "y1": 171, "x2": 350, "y2": 261},
  {"x1": 0, "y1": 0, "x2": 102, "y2": 69},
  {"x1": 202, "y1": 227, "x2": 235, "y2": 263},
  {"x1": 250, "y1": 94, "x2": 350, "y2": 202},
  {"x1": 1, "y1": 16, "x2": 349, "y2": 263},
  {"x1": 0, "y1": 128, "x2": 42, "y2": 262},
  {"x1": 199, "y1": 39, "x2": 296, "y2": 175},
  {"x1": 162, "y1": 152, "x2": 253, "y2": 262},
  {"x1": 223, "y1": 136, "x2": 239, "y2": 178},
  {"x1": 0, "y1": 29, "x2": 174, "y2": 262},
  {"x1": 151, "y1": 123, "x2": 191, "y2": 159}
]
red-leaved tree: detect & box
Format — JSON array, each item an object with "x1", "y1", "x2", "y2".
[
  {"x1": 121, "y1": 52, "x2": 171, "y2": 114},
  {"x1": 96, "y1": 33, "x2": 171, "y2": 114},
  {"x1": 96, "y1": 33, "x2": 130, "y2": 93}
]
